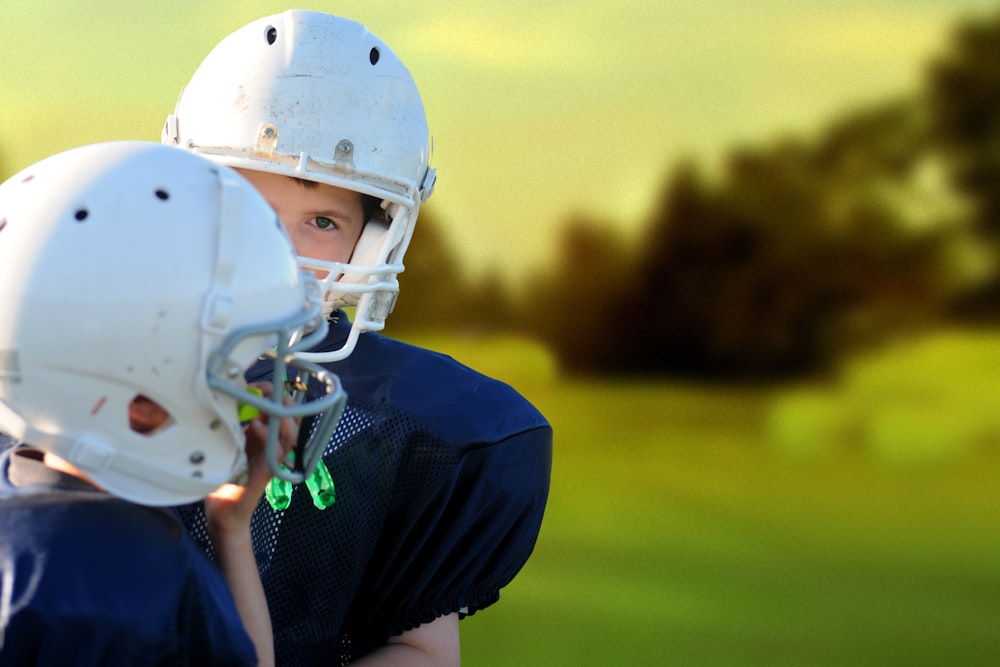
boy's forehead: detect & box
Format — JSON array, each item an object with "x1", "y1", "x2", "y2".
[{"x1": 232, "y1": 167, "x2": 366, "y2": 210}]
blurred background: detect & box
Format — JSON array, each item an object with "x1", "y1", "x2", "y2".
[{"x1": 5, "y1": 1, "x2": 1000, "y2": 664}]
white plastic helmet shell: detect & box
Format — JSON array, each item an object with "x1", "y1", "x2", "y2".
[
  {"x1": 0, "y1": 141, "x2": 346, "y2": 506},
  {"x1": 163, "y1": 10, "x2": 437, "y2": 362}
]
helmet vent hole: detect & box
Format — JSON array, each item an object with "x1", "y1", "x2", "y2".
[
  {"x1": 155, "y1": 189, "x2": 170, "y2": 201},
  {"x1": 74, "y1": 209, "x2": 89, "y2": 222},
  {"x1": 369, "y1": 47, "x2": 380, "y2": 65},
  {"x1": 265, "y1": 25, "x2": 278, "y2": 45}
]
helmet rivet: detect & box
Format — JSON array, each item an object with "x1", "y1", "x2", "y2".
[
  {"x1": 338, "y1": 140, "x2": 353, "y2": 154},
  {"x1": 263, "y1": 127, "x2": 276, "y2": 138},
  {"x1": 189, "y1": 451, "x2": 205, "y2": 464},
  {"x1": 227, "y1": 363, "x2": 242, "y2": 379}
]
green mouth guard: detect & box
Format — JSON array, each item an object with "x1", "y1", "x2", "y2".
[{"x1": 265, "y1": 452, "x2": 336, "y2": 511}]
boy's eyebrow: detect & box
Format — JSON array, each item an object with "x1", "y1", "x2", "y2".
[
  {"x1": 286, "y1": 177, "x2": 364, "y2": 223},
  {"x1": 305, "y1": 206, "x2": 355, "y2": 221},
  {"x1": 290, "y1": 176, "x2": 318, "y2": 189}
]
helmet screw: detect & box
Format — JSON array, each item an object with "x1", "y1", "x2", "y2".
[
  {"x1": 337, "y1": 140, "x2": 353, "y2": 154},
  {"x1": 189, "y1": 451, "x2": 205, "y2": 464},
  {"x1": 263, "y1": 127, "x2": 276, "y2": 138}
]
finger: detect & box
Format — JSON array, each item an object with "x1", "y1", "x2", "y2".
[{"x1": 249, "y1": 380, "x2": 275, "y2": 398}]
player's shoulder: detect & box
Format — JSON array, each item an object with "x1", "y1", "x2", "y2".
[
  {"x1": 0, "y1": 492, "x2": 201, "y2": 616},
  {"x1": 0, "y1": 493, "x2": 253, "y2": 665},
  {"x1": 340, "y1": 333, "x2": 550, "y2": 444},
  {"x1": 1, "y1": 489, "x2": 185, "y2": 555}
]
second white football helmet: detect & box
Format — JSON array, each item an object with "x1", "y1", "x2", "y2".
[
  {"x1": 163, "y1": 10, "x2": 437, "y2": 362},
  {"x1": 0, "y1": 141, "x2": 346, "y2": 506}
]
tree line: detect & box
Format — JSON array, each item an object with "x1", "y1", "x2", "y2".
[{"x1": 393, "y1": 8, "x2": 1000, "y2": 379}]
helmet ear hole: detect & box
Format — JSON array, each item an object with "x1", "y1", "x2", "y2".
[{"x1": 128, "y1": 394, "x2": 173, "y2": 436}]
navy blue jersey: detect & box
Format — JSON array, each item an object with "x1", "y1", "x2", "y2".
[
  {"x1": 0, "y1": 447, "x2": 258, "y2": 667},
  {"x1": 179, "y1": 312, "x2": 553, "y2": 665}
]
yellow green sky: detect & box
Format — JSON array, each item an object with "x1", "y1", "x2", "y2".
[{"x1": 3, "y1": 0, "x2": 997, "y2": 283}]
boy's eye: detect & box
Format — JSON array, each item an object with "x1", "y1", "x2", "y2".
[{"x1": 314, "y1": 216, "x2": 335, "y2": 230}]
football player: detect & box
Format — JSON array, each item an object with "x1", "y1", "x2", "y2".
[
  {"x1": 163, "y1": 10, "x2": 553, "y2": 665},
  {"x1": 0, "y1": 140, "x2": 347, "y2": 666}
]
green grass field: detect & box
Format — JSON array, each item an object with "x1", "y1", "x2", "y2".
[{"x1": 406, "y1": 329, "x2": 1000, "y2": 666}]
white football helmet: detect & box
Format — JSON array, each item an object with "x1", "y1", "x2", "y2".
[
  {"x1": 162, "y1": 9, "x2": 437, "y2": 362},
  {"x1": 0, "y1": 141, "x2": 347, "y2": 506}
]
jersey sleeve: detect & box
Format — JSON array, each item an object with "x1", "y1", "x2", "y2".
[{"x1": 355, "y1": 423, "x2": 553, "y2": 638}]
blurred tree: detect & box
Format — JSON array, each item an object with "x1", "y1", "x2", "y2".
[
  {"x1": 620, "y1": 156, "x2": 844, "y2": 377},
  {"x1": 927, "y1": 8, "x2": 1000, "y2": 317},
  {"x1": 609, "y1": 99, "x2": 975, "y2": 379},
  {"x1": 468, "y1": 267, "x2": 516, "y2": 332},
  {"x1": 527, "y1": 215, "x2": 632, "y2": 372},
  {"x1": 389, "y1": 207, "x2": 516, "y2": 335},
  {"x1": 387, "y1": 207, "x2": 473, "y2": 332},
  {"x1": 815, "y1": 100, "x2": 984, "y2": 327}
]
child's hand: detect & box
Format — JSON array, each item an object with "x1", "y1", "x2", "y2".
[{"x1": 205, "y1": 382, "x2": 298, "y2": 537}]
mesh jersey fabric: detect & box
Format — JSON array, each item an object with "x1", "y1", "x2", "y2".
[
  {"x1": 178, "y1": 311, "x2": 553, "y2": 665},
  {"x1": 0, "y1": 446, "x2": 258, "y2": 667}
]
